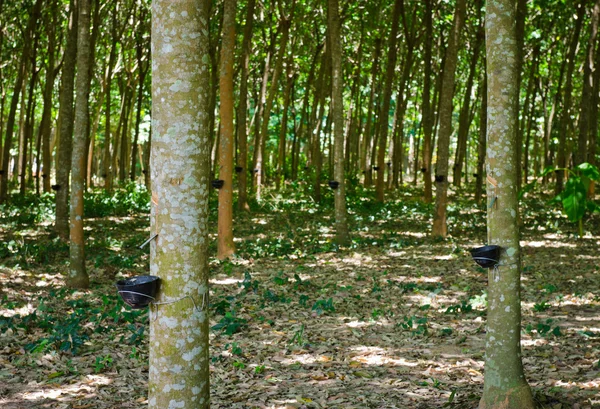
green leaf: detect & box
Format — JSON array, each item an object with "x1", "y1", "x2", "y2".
[
  {"x1": 562, "y1": 178, "x2": 587, "y2": 222},
  {"x1": 576, "y1": 162, "x2": 600, "y2": 181},
  {"x1": 587, "y1": 201, "x2": 599, "y2": 214},
  {"x1": 541, "y1": 166, "x2": 556, "y2": 177}
]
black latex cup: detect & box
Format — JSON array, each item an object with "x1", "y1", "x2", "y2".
[
  {"x1": 469, "y1": 245, "x2": 501, "y2": 268},
  {"x1": 212, "y1": 179, "x2": 224, "y2": 189},
  {"x1": 235, "y1": 166, "x2": 243, "y2": 173},
  {"x1": 116, "y1": 275, "x2": 160, "y2": 309},
  {"x1": 328, "y1": 180, "x2": 340, "y2": 189}
]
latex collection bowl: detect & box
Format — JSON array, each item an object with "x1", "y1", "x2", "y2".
[{"x1": 116, "y1": 275, "x2": 160, "y2": 309}]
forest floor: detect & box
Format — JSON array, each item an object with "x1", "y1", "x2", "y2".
[{"x1": 0, "y1": 183, "x2": 599, "y2": 409}]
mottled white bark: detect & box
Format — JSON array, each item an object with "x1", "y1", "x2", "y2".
[
  {"x1": 149, "y1": 0, "x2": 211, "y2": 407},
  {"x1": 480, "y1": 1, "x2": 534, "y2": 407}
]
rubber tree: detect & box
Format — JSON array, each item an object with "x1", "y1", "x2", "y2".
[
  {"x1": 254, "y1": 2, "x2": 294, "y2": 201},
  {"x1": 431, "y1": 0, "x2": 466, "y2": 237},
  {"x1": 236, "y1": 0, "x2": 256, "y2": 212},
  {"x1": 149, "y1": 0, "x2": 211, "y2": 407},
  {"x1": 375, "y1": 0, "x2": 401, "y2": 203},
  {"x1": 480, "y1": 0, "x2": 535, "y2": 407},
  {"x1": 55, "y1": 0, "x2": 78, "y2": 239},
  {"x1": 421, "y1": 0, "x2": 434, "y2": 202},
  {"x1": 555, "y1": 0, "x2": 585, "y2": 194},
  {"x1": 576, "y1": 0, "x2": 600, "y2": 167},
  {"x1": 327, "y1": 0, "x2": 349, "y2": 245},
  {"x1": 68, "y1": 0, "x2": 92, "y2": 289},
  {"x1": 0, "y1": 0, "x2": 42, "y2": 203},
  {"x1": 217, "y1": 0, "x2": 236, "y2": 260}
]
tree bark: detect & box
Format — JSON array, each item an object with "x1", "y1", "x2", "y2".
[
  {"x1": 328, "y1": 0, "x2": 349, "y2": 245},
  {"x1": 131, "y1": 10, "x2": 149, "y2": 181},
  {"x1": 576, "y1": 0, "x2": 600, "y2": 167},
  {"x1": 453, "y1": 26, "x2": 483, "y2": 187},
  {"x1": 375, "y1": 0, "x2": 402, "y2": 202},
  {"x1": 421, "y1": 0, "x2": 434, "y2": 202},
  {"x1": 556, "y1": 1, "x2": 585, "y2": 194},
  {"x1": 103, "y1": 9, "x2": 118, "y2": 191},
  {"x1": 217, "y1": 0, "x2": 236, "y2": 260},
  {"x1": 40, "y1": 1, "x2": 57, "y2": 193},
  {"x1": 475, "y1": 71, "x2": 487, "y2": 204},
  {"x1": 480, "y1": 1, "x2": 535, "y2": 406},
  {"x1": 149, "y1": 1, "x2": 211, "y2": 407},
  {"x1": 432, "y1": 0, "x2": 466, "y2": 237},
  {"x1": 236, "y1": 0, "x2": 255, "y2": 211},
  {"x1": 68, "y1": 0, "x2": 92, "y2": 289},
  {"x1": 0, "y1": 0, "x2": 42, "y2": 203},
  {"x1": 361, "y1": 38, "x2": 381, "y2": 187},
  {"x1": 276, "y1": 59, "x2": 294, "y2": 191},
  {"x1": 55, "y1": 0, "x2": 78, "y2": 239},
  {"x1": 255, "y1": 5, "x2": 294, "y2": 200}
]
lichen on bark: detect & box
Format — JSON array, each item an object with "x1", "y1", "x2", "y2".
[
  {"x1": 480, "y1": 1, "x2": 534, "y2": 408},
  {"x1": 149, "y1": 0, "x2": 211, "y2": 408}
]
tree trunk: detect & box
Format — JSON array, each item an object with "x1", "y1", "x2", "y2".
[
  {"x1": 475, "y1": 71, "x2": 487, "y2": 204},
  {"x1": 310, "y1": 46, "x2": 328, "y2": 203},
  {"x1": 328, "y1": 0, "x2": 349, "y2": 245},
  {"x1": 588, "y1": 24, "x2": 600, "y2": 196},
  {"x1": 276, "y1": 59, "x2": 294, "y2": 191},
  {"x1": 576, "y1": 0, "x2": 600, "y2": 167},
  {"x1": 432, "y1": 0, "x2": 466, "y2": 237},
  {"x1": 480, "y1": 1, "x2": 535, "y2": 406},
  {"x1": 55, "y1": 0, "x2": 78, "y2": 239},
  {"x1": 131, "y1": 13, "x2": 149, "y2": 181},
  {"x1": 149, "y1": 1, "x2": 211, "y2": 407},
  {"x1": 217, "y1": 0, "x2": 236, "y2": 260},
  {"x1": 20, "y1": 59, "x2": 38, "y2": 195},
  {"x1": 453, "y1": 27, "x2": 483, "y2": 187},
  {"x1": 41, "y1": 2, "x2": 57, "y2": 193},
  {"x1": 375, "y1": 0, "x2": 402, "y2": 202},
  {"x1": 0, "y1": 0, "x2": 42, "y2": 203},
  {"x1": 523, "y1": 53, "x2": 539, "y2": 184},
  {"x1": 255, "y1": 8, "x2": 293, "y2": 200},
  {"x1": 361, "y1": 38, "x2": 381, "y2": 187},
  {"x1": 514, "y1": 0, "x2": 527, "y2": 191},
  {"x1": 421, "y1": 0, "x2": 434, "y2": 202},
  {"x1": 68, "y1": 0, "x2": 92, "y2": 289},
  {"x1": 556, "y1": 1, "x2": 585, "y2": 194},
  {"x1": 103, "y1": 10, "x2": 118, "y2": 191},
  {"x1": 236, "y1": 0, "x2": 255, "y2": 211}
]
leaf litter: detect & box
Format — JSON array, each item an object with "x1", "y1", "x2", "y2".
[{"x1": 0, "y1": 190, "x2": 599, "y2": 408}]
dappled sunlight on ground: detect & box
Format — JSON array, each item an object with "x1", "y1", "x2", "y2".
[{"x1": 1, "y1": 190, "x2": 599, "y2": 408}]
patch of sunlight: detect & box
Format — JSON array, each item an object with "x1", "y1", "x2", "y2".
[
  {"x1": 0, "y1": 303, "x2": 35, "y2": 317},
  {"x1": 210, "y1": 277, "x2": 243, "y2": 286},
  {"x1": 22, "y1": 374, "x2": 110, "y2": 401},
  {"x1": 387, "y1": 250, "x2": 408, "y2": 257},
  {"x1": 345, "y1": 320, "x2": 370, "y2": 328},
  {"x1": 521, "y1": 338, "x2": 548, "y2": 347},
  {"x1": 348, "y1": 346, "x2": 419, "y2": 367},
  {"x1": 523, "y1": 239, "x2": 577, "y2": 249},
  {"x1": 252, "y1": 218, "x2": 268, "y2": 225},
  {"x1": 433, "y1": 254, "x2": 454, "y2": 260},
  {"x1": 85, "y1": 374, "x2": 113, "y2": 386},
  {"x1": 404, "y1": 231, "x2": 427, "y2": 238},
  {"x1": 280, "y1": 354, "x2": 317, "y2": 365},
  {"x1": 551, "y1": 379, "x2": 600, "y2": 390}
]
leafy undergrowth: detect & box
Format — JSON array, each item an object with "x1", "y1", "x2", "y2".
[{"x1": 0, "y1": 183, "x2": 599, "y2": 408}]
